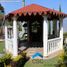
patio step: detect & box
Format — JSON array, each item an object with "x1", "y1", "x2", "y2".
[{"x1": 26, "y1": 48, "x2": 43, "y2": 58}]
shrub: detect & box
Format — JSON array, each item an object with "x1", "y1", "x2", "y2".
[
  {"x1": 58, "y1": 51, "x2": 64, "y2": 63},
  {"x1": 21, "y1": 51, "x2": 29, "y2": 60},
  {"x1": 21, "y1": 51, "x2": 26, "y2": 58},
  {"x1": 0, "y1": 57, "x2": 5, "y2": 67},
  {"x1": 3, "y1": 53, "x2": 12, "y2": 65},
  {"x1": 0, "y1": 57, "x2": 4, "y2": 63},
  {"x1": 11, "y1": 52, "x2": 29, "y2": 67},
  {"x1": 57, "y1": 50, "x2": 67, "y2": 67},
  {"x1": 11, "y1": 55, "x2": 23, "y2": 67},
  {"x1": 12, "y1": 55, "x2": 22, "y2": 62},
  {"x1": 3, "y1": 53, "x2": 11, "y2": 59}
]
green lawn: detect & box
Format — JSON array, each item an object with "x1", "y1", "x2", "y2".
[
  {"x1": 0, "y1": 41, "x2": 5, "y2": 53},
  {"x1": 64, "y1": 32, "x2": 67, "y2": 38},
  {"x1": 24, "y1": 57, "x2": 59, "y2": 67}
]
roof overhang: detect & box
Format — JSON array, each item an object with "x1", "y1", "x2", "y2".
[{"x1": 6, "y1": 4, "x2": 67, "y2": 20}]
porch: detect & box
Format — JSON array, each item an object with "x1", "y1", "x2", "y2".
[{"x1": 4, "y1": 4, "x2": 67, "y2": 58}]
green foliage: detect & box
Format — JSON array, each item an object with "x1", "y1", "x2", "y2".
[
  {"x1": 0, "y1": 57, "x2": 4, "y2": 63},
  {"x1": 0, "y1": 53, "x2": 11, "y2": 63},
  {"x1": 12, "y1": 55, "x2": 22, "y2": 62},
  {"x1": 0, "y1": 52, "x2": 27, "y2": 67},
  {"x1": 59, "y1": 4, "x2": 61, "y2": 12},
  {"x1": 11, "y1": 54, "x2": 27, "y2": 67},
  {"x1": 3, "y1": 53, "x2": 12, "y2": 60},
  {"x1": 22, "y1": 0, "x2": 25, "y2": 6},
  {"x1": 57, "y1": 46, "x2": 67, "y2": 67},
  {"x1": 12, "y1": 52, "x2": 27, "y2": 62},
  {"x1": 58, "y1": 51, "x2": 64, "y2": 63},
  {"x1": 0, "y1": 41, "x2": 4, "y2": 53},
  {"x1": 21, "y1": 51, "x2": 26, "y2": 57},
  {"x1": 2, "y1": 53, "x2": 12, "y2": 65},
  {"x1": 64, "y1": 32, "x2": 67, "y2": 38}
]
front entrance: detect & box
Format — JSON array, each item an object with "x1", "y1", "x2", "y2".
[
  {"x1": 30, "y1": 21, "x2": 43, "y2": 42},
  {"x1": 28, "y1": 15, "x2": 43, "y2": 43},
  {"x1": 18, "y1": 15, "x2": 43, "y2": 47}
]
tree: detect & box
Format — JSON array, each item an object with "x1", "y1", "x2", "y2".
[
  {"x1": 59, "y1": 4, "x2": 61, "y2": 12},
  {"x1": 22, "y1": 0, "x2": 25, "y2": 7},
  {"x1": 59, "y1": 4, "x2": 62, "y2": 36},
  {"x1": 0, "y1": 4, "x2": 4, "y2": 38},
  {"x1": 52, "y1": 8, "x2": 57, "y2": 37}
]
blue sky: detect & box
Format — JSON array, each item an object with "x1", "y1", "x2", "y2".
[{"x1": 0, "y1": 0, "x2": 67, "y2": 32}]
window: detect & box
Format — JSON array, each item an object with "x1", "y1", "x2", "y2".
[{"x1": 31, "y1": 21, "x2": 40, "y2": 33}]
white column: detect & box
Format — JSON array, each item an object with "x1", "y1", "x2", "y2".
[
  {"x1": 59, "y1": 18, "x2": 63, "y2": 50},
  {"x1": 43, "y1": 16, "x2": 48, "y2": 57},
  {"x1": 13, "y1": 18, "x2": 18, "y2": 57},
  {"x1": 5, "y1": 25, "x2": 8, "y2": 52}
]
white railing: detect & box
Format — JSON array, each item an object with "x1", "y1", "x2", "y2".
[
  {"x1": 7, "y1": 38, "x2": 13, "y2": 53},
  {"x1": 47, "y1": 37, "x2": 61, "y2": 55},
  {"x1": 7, "y1": 38, "x2": 13, "y2": 45}
]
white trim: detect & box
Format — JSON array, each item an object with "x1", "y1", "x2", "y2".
[
  {"x1": 5, "y1": 25, "x2": 8, "y2": 52},
  {"x1": 59, "y1": 18, "x2": 63, "y2": 49},
  {"x1": 48, "y1": 37, "x2": 61, "y2": 42},
  {"x1": 13, "y1": 18, "x2": 18, "y2": 57},
  {"x1": 43, "y1": 16, "x2": 48, "y2": 57}
]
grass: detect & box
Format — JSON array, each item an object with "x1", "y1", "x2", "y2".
[
  {"x1": 24, "y1": 46, "x2": 66, "y2": 67},
  {"x1": 0, "y1": 41, "x2": 5, "y2": 53},
  {"x1": 64, "y1": 32, "x2": 67, "y2": 38},
  {"x1": 24, "y1": 57, "x2": 59, "y2": 67}
]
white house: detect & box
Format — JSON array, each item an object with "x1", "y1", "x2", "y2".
[{"x1": 5, "y1": 4, "x2": 67, "y2": 58}]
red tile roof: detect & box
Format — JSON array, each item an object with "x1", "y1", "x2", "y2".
[{"x1": 8, "y1": 4, "x2": 67, "y2": 17}]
